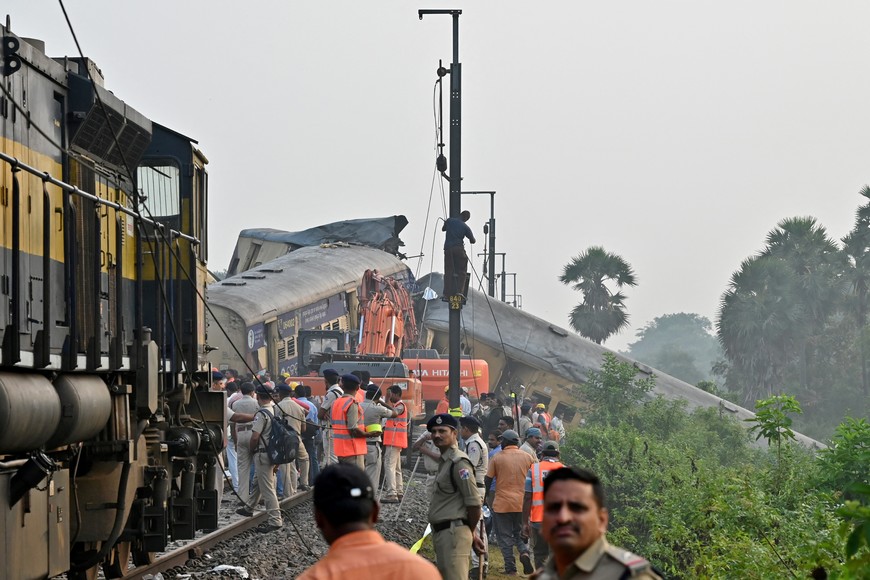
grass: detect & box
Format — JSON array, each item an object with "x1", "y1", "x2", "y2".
[{"x1": 417, "y1": 533, "x2": 532, "y2": 579}]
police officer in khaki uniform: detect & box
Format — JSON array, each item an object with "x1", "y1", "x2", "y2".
[
  {"x1": 427, "y1": 413, "x2": 484, "y2": 580},
  {"x1": 532, "y1": 466, "x2": 661, "y2": 580},
  {"x1": 460, "y1": 416, "x2": 489, "y2": 579}
]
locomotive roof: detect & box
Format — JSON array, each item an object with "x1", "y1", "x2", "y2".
[{"x1": 208, "y1": 245, "x2": 409, "y2": 326}]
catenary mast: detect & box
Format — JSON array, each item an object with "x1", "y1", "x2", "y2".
[{"x1": 419, "y1": 9, "x2": 463, "y2": 411}]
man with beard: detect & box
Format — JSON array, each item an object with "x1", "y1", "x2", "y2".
[{"x1": 533, "y1": 467, "x2": 661, "y2": 579}]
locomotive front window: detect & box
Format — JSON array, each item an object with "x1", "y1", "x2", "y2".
[{"x1": 137, "y1": 162, "x2": 181, "y2": 218}]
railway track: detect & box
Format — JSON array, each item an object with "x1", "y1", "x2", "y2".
[{"x1": 121, "y1": 491, "x2": 313, "y2": 579}]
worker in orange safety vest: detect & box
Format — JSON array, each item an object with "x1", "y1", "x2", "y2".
[
  {"x1": 331, "y1": 374, "x2": 377, "y2": 470},
  {"x1": 380, "y1": 384, "x2": 408, "y2": 503},
  {"x1": 522, "y1": 440, "x2": 565, "y2": 569},
  {"x1": 534, "y1": 403, "x2": 552, "y2": 440},
  {"x1": 435, "y1": 385, "x2": 450, "y2": 415}
]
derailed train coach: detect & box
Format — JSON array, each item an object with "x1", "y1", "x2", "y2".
[
  {"x1": 206, "y1": 244, "x2": 416, "y2": 382},
  {"x1": 0, "y1": 22, "x2": 224, "y2": 579}
]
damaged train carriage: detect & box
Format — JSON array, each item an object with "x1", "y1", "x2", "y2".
[{"x1": 206, "y1": 245, "x2": 423, "y2": 412}]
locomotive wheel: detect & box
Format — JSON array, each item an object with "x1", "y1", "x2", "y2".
[
  {"x1": 102, "y1": 541, "x2": 132, "y2": 578},
  {"x1": 66, "y1": 566, "x2": 99, "y2": 580},
  {"x1": 132, "y1": 548, "x2": 156, "y2": 566}
]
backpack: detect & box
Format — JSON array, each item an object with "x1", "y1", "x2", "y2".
[{"x1": 256, "y1": 408, "x2": 300, "y2": 465}]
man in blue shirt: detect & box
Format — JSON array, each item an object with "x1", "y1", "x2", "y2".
[
  {"x1": 296, "y1": 383, "x2": 320, "y2": 482},
  {"x1": 442, "y1": 210, "x2": 476, "y2": 297}
]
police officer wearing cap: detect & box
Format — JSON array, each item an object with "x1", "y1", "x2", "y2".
[
  {"x1": 238, "y1": 383, "x2": 283, "y2": 532},
  {"x1": 276, "y1": 382, "x2": 309, "y2": 496},
  {"x1": 232, "y1": 382, "x2": 259, "y2": 507},
  {"x1": 332, "y1": 374, "x2": 378, "y2": 470},
  {"x1": 427, "y1": 413, "x2": 484, "y2": 579}
]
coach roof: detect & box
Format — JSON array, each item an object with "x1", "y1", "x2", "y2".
[{"x1": 207, "y1": 245, "x2": 411, "y2": 328}]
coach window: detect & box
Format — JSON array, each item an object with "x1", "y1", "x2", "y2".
[
  {"x1": 553, "y1": 402, "x2": 577, "y2": 422},
  {"x1": 137, "y1": 162, "x2": 181, "y2": 218}
]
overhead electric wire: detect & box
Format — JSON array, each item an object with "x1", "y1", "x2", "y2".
[
  {"x1": 467, "y1": 260, "x2": 510, "y2": 363},
  {"x1": 417, "y1": 216, "x2": 445, "y2": 339},
  {"x1": 413, "y1": 166, "x2": 440, "y2": 282}
]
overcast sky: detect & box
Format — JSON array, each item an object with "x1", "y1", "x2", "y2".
[{"x1": 8, "y1": 1, "x2": 870, "y2": 351}]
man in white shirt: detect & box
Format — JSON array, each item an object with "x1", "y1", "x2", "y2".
[
  {"x1": 237, "y1": 384, "x2": 283, "y2": 533},
  {"x1": 317, "y1": 369, "x2": 343, "y2": 467},
  {"x1": 459, "y1": 387, "x2": 472, "y2": 416}
]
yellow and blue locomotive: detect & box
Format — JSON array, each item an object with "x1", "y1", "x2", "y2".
[{"x1": 1, "y1": 20, "x2": 221, "y2": 580}]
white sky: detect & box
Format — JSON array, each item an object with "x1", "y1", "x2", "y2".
[{"x1": 7, "y1": 1, "x2": 870, "y2": 351}]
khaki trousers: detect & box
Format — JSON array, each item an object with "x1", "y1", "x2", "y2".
[
  {"x1": 364, "y1": 443, "x2": 382, "y2": 488},
  {"x1": 433, "y1": 524, "x2": 472, "y2": 580},
  {"x1": 321, "y1": 428, "x2": 337, "y2": 466},
  {"x1": 281, "y1": 442, "x2": 309, "y2": 495},
  {"x1": 247, "y1": 453, "x2": 282, "y2": 527},
  {"x1": 337, "y1": 454, "x2": 365, "y2": 470},
  {"x1": 236, "y1": 433, "x2": 254, "y2": 506},
  {"x1": 382, "y1": 445, "x2": 403, "y2": 497},
  {"x1": 471, "y1": 487, "x2": 488, "y2": 571}
]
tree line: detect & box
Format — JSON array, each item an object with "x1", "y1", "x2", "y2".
[{"x1": 561, "y1": 188, "x2": 870, "y2": 439}]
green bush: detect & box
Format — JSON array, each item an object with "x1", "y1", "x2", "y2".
[{"x1": 558, "y1": 355, "x2": 863, "y2": 578}]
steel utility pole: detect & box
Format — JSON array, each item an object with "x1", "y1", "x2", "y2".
[
  {"x1": 506, "y1": 273, "x2": 518, "y2": 307},
  {"x1": 463, "y1": 190, "x2": 496, "y2": 297},
  {"x1": 420, "y1": 8, "x2": 463, "y2": 412},
  {"x1": 491, "y1": 252, "x2": 507, "y2": 302}
]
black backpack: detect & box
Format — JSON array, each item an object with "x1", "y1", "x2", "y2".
[{"x1": 257, "y1": 408, "x2": 300, "y2": 465}]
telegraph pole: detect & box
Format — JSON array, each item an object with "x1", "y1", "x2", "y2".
[{"x1": 420, "y1": 9, "x2": 463, "y2": 412}]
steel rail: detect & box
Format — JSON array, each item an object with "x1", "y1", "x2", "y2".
[
  {"x1": 0, "y1": 151, "x2": 200, "y2": 245},
  {"x1": 121, "y1": 490, "x2": 313, "y2": 579}
]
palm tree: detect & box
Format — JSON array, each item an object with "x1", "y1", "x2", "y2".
[
  {"x1": 559, "y1": 246, "x2": 637, "y2": 344},
  {"x1": 760, "y1": 216, "x2": 845, "y2": 390},
  {"x1": 717, "y1": 257, "x2": 803, "y2": 405},
  {"x1": 761, "y1": 216, "x2": 843, "y2": 321},
  {"x1": 843, "y1": 186, "x2": 870, "y2": 395}
]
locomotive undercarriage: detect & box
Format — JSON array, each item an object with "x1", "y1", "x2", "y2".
[{"x1": 0, "y1": 339, "x2": 227, "y2": 580}]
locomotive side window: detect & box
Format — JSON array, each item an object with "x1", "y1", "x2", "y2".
[
  {"x1": 197, "y1": 166, "x2": 208, "y2": 261},
  {"x1": 137, "y1": 162, "x2": 181, "y2": 217}
]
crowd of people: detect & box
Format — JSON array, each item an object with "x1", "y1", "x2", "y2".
[{"x1": 209, "y1": 369, "x2": 660, "y2": 579}]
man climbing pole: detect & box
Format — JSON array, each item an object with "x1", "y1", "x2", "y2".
[{"x1": 443, "y1": 210, "x2": 476, "y2": 298}]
